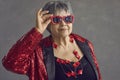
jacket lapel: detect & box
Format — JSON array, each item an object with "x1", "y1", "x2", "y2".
[
  {"x1": 43, "y1": 46, "x2": 55, "y2": 80},
  {"x1": 75, "y1": 40, "x2": 99, "y2": 80}
]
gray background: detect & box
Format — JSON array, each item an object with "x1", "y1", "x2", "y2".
[{"x1": 0, "y1": 0, "x2": 120, "y2": 80}]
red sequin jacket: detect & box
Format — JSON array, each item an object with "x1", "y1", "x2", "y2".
[{"x1": 2, "y1": 28, "x2": 102, "y2": 80}]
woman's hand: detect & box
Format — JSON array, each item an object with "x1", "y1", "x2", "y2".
[{"x1": 35, "y1": 9, "x2": 52, "y2": 33}]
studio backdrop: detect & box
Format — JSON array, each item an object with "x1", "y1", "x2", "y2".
[{"x1": 0, "y1": 0, "x2": 120, "y2": 80}]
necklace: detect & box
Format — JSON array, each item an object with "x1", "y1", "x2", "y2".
[{"x1": 53, "y1": 36, "x2": 83, "y2": 78}]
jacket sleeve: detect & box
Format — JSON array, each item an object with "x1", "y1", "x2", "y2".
[
  {"x1": 2, "y1": 28, "x2": 43, "y2": 74},
  {"x1": 87, "y1": 41, "x2": 102, "y2": 80}
]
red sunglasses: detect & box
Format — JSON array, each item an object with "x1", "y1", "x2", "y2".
[{"x1": 50, "y1": 15, "x2": 74, "y2": 24}]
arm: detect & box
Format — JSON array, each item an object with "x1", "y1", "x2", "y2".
[
  {"x1": 2, "y1": 9, "x2": 52, "y2": 75},
  {"x1": 2, "y1": 28, "x2": 42, "y2": 74}
]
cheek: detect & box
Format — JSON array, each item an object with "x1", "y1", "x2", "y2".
[
  {"x1": 50, "y1": 25, "x2": 59, "y2": 33},
  {"x1": 69, "y1": 24, "x2": 73, "y2": 31},
  {"x1": 69, "y1": 25, "x2": 73, "y2": 34}
]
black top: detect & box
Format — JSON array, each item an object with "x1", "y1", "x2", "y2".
[{"x1": 55, "y1": 56, "x2": 97, "y2": 80}]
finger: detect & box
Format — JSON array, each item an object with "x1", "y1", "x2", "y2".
[
  {"x1": 40, "y1": 10, "x2": 49, "y2": 16},
  {"x1": 44, "y1": 19, "x2": 51, "y2": 26},
  {"x1": 42, "y1": 14, "x2": 53, "y2": 21},
  {"x1": 37, "y1": 8, "x2": 42, "y2": 15}
]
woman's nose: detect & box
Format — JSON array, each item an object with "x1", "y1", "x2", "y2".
[{"x1": 60, "y1": 20, "x2": 66, "y2": 26}]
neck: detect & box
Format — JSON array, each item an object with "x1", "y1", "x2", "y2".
[{"x1": 52, "y1": 35, "x2": 70, "y2": 47}]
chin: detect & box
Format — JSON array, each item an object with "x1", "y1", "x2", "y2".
[{"x1": 59, "y1": 32, "x2": 71, "y2": 38}]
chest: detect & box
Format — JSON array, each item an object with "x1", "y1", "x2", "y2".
[
  {"x1": 53, "y1": 43, "x2": 84, "y2": 62},
  {"x1": 42, "y1": 40, "x2": 98, "y2": 80}
]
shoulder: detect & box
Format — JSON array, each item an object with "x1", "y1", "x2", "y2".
[
  {"x1": 71, "y1": 33, "x2": 94, "y2": 50},
  {"x1": 71, "y1": 33, "x2": 87, "y2": 43},
  {"x1": 40, "y1": 35, "x2": 53, "y2": 48}
]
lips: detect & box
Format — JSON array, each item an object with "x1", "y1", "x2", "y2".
[{"x1": 59, "y1": 28, "x2": 68, "y2": 31}]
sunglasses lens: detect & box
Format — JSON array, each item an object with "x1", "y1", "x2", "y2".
[
  {"x1": 64, "y1": 16, "x2": 73, "y2": 23},
  {"x1": 52, "y1": 17, "x2": 61, "y2": 23},
  {"x1": 51, "y1": 15, "x2": 74, "y2": 24}
]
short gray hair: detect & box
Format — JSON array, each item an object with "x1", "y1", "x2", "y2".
[
  {"x1": 42, "y1": 0, "x2": 73, "y2": 15},
  {"x1": 42, "y1": 0, "x2": 73, "y2": 33}
]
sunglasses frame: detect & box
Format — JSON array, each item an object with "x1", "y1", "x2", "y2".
[{"x1": 50, "y1": 15, "x2": 74, "y2": 24}]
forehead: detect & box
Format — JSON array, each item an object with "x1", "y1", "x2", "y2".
[{"x1": 54, "y1": 10, "x2": 71, "y2": 16}]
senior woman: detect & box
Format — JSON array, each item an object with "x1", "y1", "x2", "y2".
[{"x1": 2, "y1": 1, "x2": 102, "y2": 80}]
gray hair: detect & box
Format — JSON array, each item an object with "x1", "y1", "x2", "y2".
[
  {"x1": 42, "y1": 0, "x2": 73, "y2": 33},
  {"x1": 42, "y1": 0, "x2": 73, "y2": 15}
]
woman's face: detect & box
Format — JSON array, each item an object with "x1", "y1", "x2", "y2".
[{"x1": 49, "y1": 10, "x2": 73, "y2": 38}]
